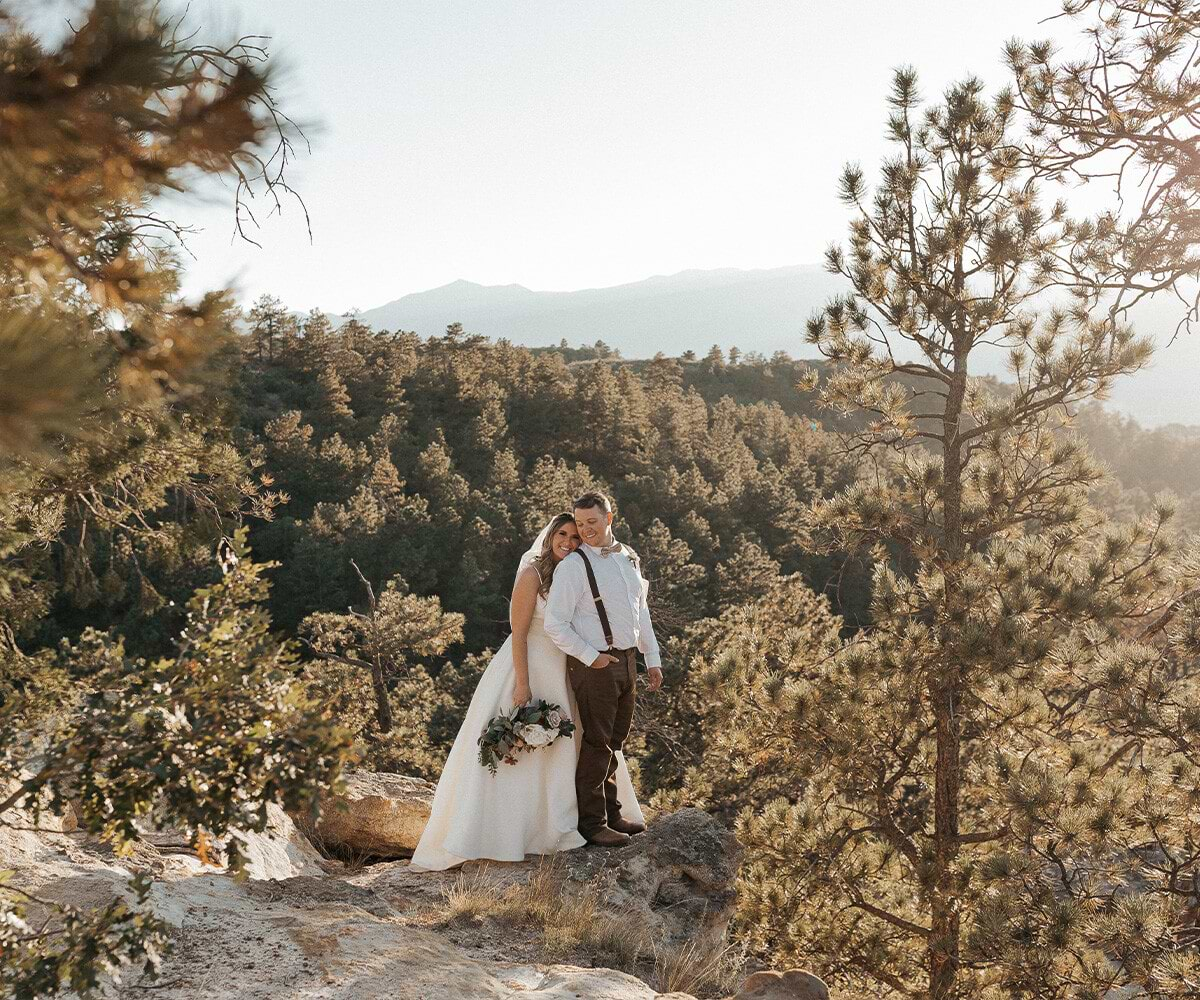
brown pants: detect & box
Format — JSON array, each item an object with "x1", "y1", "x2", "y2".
[{"x1": 566, "y1": 647, "x2": 637, "y2": 837}]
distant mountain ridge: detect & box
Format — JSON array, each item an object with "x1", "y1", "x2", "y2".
[
  {"x1": 354, "y1": 266, "x2": 845, "y2": 358},
  {"x1": 344, "y1": 265, "x2": 1196, "y2": 429}
]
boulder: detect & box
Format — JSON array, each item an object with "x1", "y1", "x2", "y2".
[
  {"x1": 299, "y1": 769, "x2": 435, "y2": 859},
  {"x1": 238, "y1": 803, "x2": 330, "y2": 880},
  {"x1": 123, "y1": 802, "x2": 329, "y2": 880},
  {"x1": 734, "y1": 969, "x2": 830, "y2": 1000}
]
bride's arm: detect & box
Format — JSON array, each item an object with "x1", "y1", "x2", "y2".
[{"x1": 509, "y1": 567, "x2": 540, "y2": 707}]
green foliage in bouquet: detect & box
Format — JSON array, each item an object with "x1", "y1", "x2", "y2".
[{"x1": 477, "y1": 701, "x2": 575, "y2": 775}]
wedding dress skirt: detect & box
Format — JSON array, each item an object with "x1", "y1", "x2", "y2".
[{"x1": 411, "y1": 602, "x2": 644, "y2": 871}]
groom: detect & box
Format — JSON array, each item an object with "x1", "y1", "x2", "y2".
[{"x1": 544, "y1": 491, "x2": 664, "y2": 847}]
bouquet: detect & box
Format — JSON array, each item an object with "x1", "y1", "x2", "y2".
[{"x1": 477, "y1": 699, "x2": 575, "y2": 774}]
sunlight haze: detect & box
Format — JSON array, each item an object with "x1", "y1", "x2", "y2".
[{"x1": 143, "y1": 1, "x2": 1078, "y2": 313}]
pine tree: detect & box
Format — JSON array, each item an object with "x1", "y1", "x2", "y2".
[
  {"x1": 646, "y1": 353, "x2": 685, "y2": 394},
  {"x1": 518, "y1": 457, "x2": 605, "y2": 534},
  {"x1": 414, "y1": 432, "x2": 471, "y2": 520},
  {"x1": 302, "y1": 569, "x2": 460, "y2": 749},
  {"x1": 280, "y1": 467, "x2": 433, "y2": 632},
  {"x1": 1007, "y1": 0, "x2": 1200, "y2": 331},
  {"x1": 639, "y1": 519, "x2": 707, "y2": 611},
  {"x1": 0, "y1": 0, "x2": 302, "y2": 466},
  {"x1": 317, "y1": 364, "x2": 356, "y2": 429},
  {"x1": 725, "y1": 55, "x2": 1200, "y2": 998},
  {"x1": 246, "y1": 294, "x2": 291, "y2": 361},
  {"x1": 714, "y1": 534, "x2": 782, "y2": 607},
  {"x1": 468, "y1": 395, "x2": 510, "y2": 470},
  {"x1": 659, "y1": 575, "x2": 843, "y2": 814},
  {"x1": 1, "y1": 534, "x2": 350, "y2": 994},
  {"x1": 0, "y1": 3, "x2": 342, "y2": 990}
]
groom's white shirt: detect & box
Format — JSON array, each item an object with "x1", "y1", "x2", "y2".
[{"x1": 543, "y1": 541, "x2": 662, "y2": 670}]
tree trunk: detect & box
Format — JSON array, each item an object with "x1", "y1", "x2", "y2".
[
  {"x1": 930, "y1": 681, "x2": 962, "y2": 999},
  {"x1": 930, "y1": 352, "x2": 967, "y2": 1000},
  {"x1": 370, "y1": 655, "x2": 393, "y2": 733}
]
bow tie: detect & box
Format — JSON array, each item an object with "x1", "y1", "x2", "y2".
[{"x1": 599, "y1": 542, "x2": 623, "y2": 558}]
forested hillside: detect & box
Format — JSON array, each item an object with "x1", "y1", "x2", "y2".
[
  {"x1": 669, "y1": 352, "x2": 1200, "y2": 526},
  {"x1": 229, "y1": 304, "x2": 1200, "y2": 678},
  {"x1": 4, "y1": 297, "x2": 864, "y2": 779},
  {"x1": 13, "y1": 292, "x2": 1196, "y2": 783},
  {"x1": 233, "y1": 310, "x2": 858, "y2": 647},
  {"x1": 537, "y1": 339, "x2": 1200, "y2": 502}
]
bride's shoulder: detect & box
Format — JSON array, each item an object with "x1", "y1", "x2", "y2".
[
  {"x1": 511, "y1": 565, "x2": 544, "y2": 602},
  {"x1": 516, "y1": 563, "x2": 543, "y2": 588}
]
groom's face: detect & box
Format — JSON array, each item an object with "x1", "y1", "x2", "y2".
[{"x1": 573, "y1": 505, "x2": 612, "y2": 547}]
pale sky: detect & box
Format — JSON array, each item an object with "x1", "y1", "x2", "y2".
[
  {"x1": 34, "y1": 1, "x2": 1081, "y2": 313},
  {"x1": 176, "y1": 1, "x2": 1089, "y2": 313}
]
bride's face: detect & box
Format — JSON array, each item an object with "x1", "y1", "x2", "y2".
[{"x1": 551, "y1": 522, "x2": 581, "y2": 561}]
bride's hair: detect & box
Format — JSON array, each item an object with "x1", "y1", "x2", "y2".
[{"x1": 531, "y1": 512, "x2": 576, "y2": 597}]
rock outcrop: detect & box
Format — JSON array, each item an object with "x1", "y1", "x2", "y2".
[
  {"x1": 298, "y1": 769, "x2": 434, "y2": 858},
  {"x1": 0, "y1": 772, "x2": 720, "y2": 999},
  {"x1": 135, "y1": 872, "x2": 692, "y2": 999},
  {"x1": 2, "y1": 767, "x2": 834, "y2": 999},
  {"x1": 354, "y1": 805, "x2": 742, "y2": 957},
  {"x1": 734, "y1": 969, "x2": 831, "y2": 1000}
]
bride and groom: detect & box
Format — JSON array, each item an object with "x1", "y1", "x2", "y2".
[{"x1": 411, "y1": 491, "x2": 664, "y2": 871}]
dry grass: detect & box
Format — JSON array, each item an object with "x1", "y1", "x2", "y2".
[
  {"x1": 494, "y1": 856, "x2": 560, "y2": 925},
  {"x1": 582, "y1": 910, "x2": 645, "y2": 967},
  {"x1": 442, "y1": 857, "x2": 648, "y2": 967},
  {"x1": 654, "y1": 939, "x2": 745, "y2": 997},
  {"x1": 443, "y1": 864, "x2": 506, "y2": 920}
]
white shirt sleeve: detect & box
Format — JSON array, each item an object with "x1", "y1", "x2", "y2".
[
  {"x1": 544, "y1": 556, "x2": 604, "y2": 666},
  {"x1": 636, "y1": 573, "x2": 662, "y2": 670}
]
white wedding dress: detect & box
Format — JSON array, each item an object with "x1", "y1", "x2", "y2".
[{"x1": 410, "y1": 591, "x2": 645, "y2": 871}]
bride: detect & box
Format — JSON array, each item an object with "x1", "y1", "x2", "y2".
[{"x1": 410, "y1": 513, "x2": 644, "y2": 871}]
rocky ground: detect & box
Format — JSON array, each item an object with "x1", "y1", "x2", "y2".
[{"x1": 1, "y1": 770, "x2": 830, "y2": 1000}]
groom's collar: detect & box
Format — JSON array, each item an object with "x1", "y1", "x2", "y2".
[{"x1": 582, "y1": 537, "x2": 617, "y2": 555}]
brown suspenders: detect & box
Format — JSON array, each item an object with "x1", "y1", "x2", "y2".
[{"x1": 574, "y1": 549, "x2": 614, "y2": 650}]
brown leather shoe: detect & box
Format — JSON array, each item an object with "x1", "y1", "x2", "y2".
[
  {"x1": 584, "y1": 827, "x2": 631, "y2": 847},
  {"x1": 608, "y1": 817, "x2": 645, "y2": 836}
]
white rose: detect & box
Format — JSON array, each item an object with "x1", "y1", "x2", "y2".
[
  {"x1": 546, "y1": 710, "x2": 562, "y2": 729},
  {"x1": 520, "y1": 724, "x2": 552, "y2": 748}
]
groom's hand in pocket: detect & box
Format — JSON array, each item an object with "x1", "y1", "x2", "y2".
[
  {"x1": 590, "y1": 652, "x2": 618, "y2": 669},
  {"x1": 646, "y1": 666, "x2": 663, "y2": 692}
]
